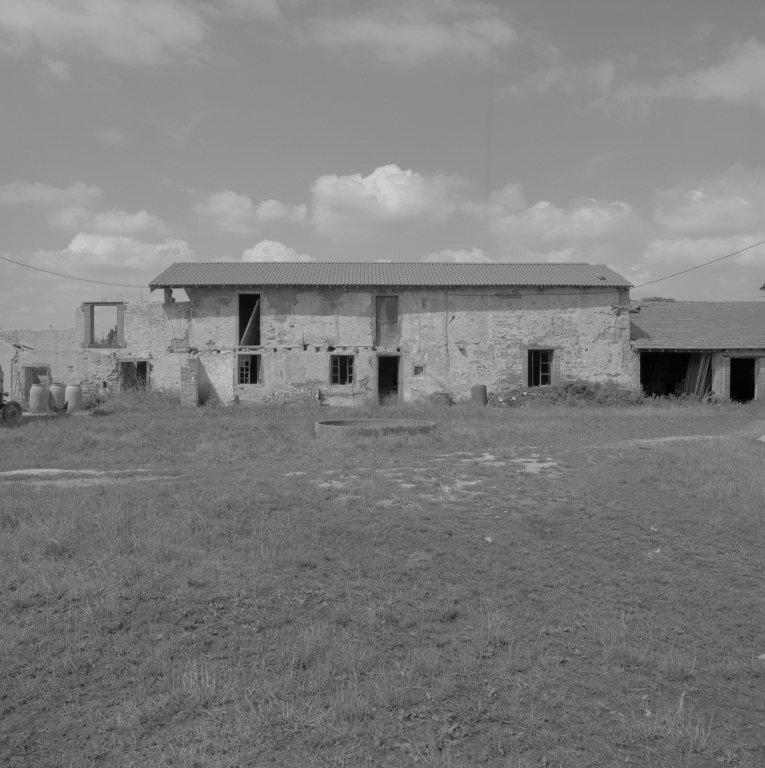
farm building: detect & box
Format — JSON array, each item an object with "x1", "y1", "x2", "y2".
[
  {"x1": 1, "y1": 262, "x2": 636, "y2": 405},
  {"x1": 631, "y1": 299, "x2": 765, "y2": 402}
]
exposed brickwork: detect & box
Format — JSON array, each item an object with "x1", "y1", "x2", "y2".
[{"x1": 180, "y1": 354, "x2": 199, "y2": 406}]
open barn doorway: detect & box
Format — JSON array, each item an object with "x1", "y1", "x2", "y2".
[
  {"x1": 377, "y1": 355, "x2": 399, "y2": 403},
  {"x1": 730, "y1": 358, "x2": 755, "y2": 403},
  {"x1": 640, "y1": 352, "x2": 691, "y2": 396}
]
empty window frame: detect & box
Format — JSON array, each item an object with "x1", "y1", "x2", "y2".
[
  {"x1": 84, "y1": 303, "x2": 124, "y2": 347},
  {"x1": 413, "y1": 364, "x2": 425, "y2": 377},
  {"x1": 238, "y1": 354, "x2": 262, "y2": 385},
  {"x1": 528, "y1": 350, "x2": 553, "y2": 387},
  {"x1": 238, "y1": 293, "x2": 261, "y2": 347},
  {"x1": 331, "y1": 355, "x2": 354, "y2": 385},
  {"x1": 375, "y1": 296, "x2": 399, "y2": 346}
]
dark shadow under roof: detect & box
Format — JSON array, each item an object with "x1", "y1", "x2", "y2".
[
  {"x1": 149, "y1": 262, "x2": 631, "y2": 289},
  {"x1": 630, "y1": 301, "x2": 765, "y2": 350}
]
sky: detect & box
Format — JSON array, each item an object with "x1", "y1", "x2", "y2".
[{"x1": 1, "y1": 0, "x2": 765, "y2": 329}]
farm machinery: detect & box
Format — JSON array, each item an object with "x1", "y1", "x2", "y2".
[{"x1": 0, "y1": 367, "x2": 22, "y2": 428}]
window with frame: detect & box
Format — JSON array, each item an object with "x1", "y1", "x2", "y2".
[
  {"x1": 528, "y1": 350, "x2": 553, "y2": 387},
  {"x1": 238, "y1": 293, "x2": 261, "y2": 347},
  {"x1": 84, "y1": 302, "x2": 124, "y2": 347},
  {"x1": 238, "y1": 354, "x2": 262, "y2": 385},
  {"x1": 375, "y1": 295, "x2": 399, "y2": 345},
  {"x1": 331, "y1": 355, "x2": 354, "y2": 385},
  {"x1": 413, "y1": 364, "x2": 425, "y2": 377}
]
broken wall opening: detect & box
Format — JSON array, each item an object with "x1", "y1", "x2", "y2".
[
  {"x1": 24, "y1": 366, "x2": 50, "y2": 398},
  {"x1": 238, "y1": 294, "x2": 261, "y2": 347},
  {"x1": 730, "y1": 357, "x2": 756, "y2": 403},
  {"x1": 120, "y1": 361, "x2": 148, "y2": 390}
]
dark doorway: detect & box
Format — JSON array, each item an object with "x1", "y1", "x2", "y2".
[
  {"x1": 378, "y1": 356, "x2": 399, "y2": 402},
  {"x1": 640, "y1": 352, "x2": 691, "y2": 396},
  {"x1": 730, "y1": 358, "x2": 755, "y2": 403}
]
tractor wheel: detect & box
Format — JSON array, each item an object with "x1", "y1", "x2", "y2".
[{"x1": 2, "y1": 401, "x2": 22, "y2": 428}]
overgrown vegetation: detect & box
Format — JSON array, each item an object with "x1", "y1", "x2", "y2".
[{"x1": 1, "y1": 398, "x2": 764, "y2": 766}]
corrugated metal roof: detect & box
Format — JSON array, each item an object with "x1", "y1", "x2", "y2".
[
  {"x1": 631, "y1": 301, "x2": 765, "y2": 350},
  {"x1": 149, "y1": 261, "x2": 631, "y2": 288}
]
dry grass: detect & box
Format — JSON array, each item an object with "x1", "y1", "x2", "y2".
[{"x1": 1, "y1": 396, "x2": 764, "y2": 766}]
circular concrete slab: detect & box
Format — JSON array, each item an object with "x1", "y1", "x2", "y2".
[{"x1": 315, "y1": 418, "x2": 436, "y2": 438}]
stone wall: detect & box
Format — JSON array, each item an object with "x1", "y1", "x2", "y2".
[
  {"x1": 0, "y1": 301, "x2": 191, "y2": 403},
  {"x1": 1, "y1": 285, "x2": 637, "y2": 407},
  {"x1": 186, "y1": 285, "x2": 635, "y2": 405}
]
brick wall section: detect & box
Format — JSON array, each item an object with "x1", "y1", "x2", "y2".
[
  {"x1": 82, "y1": 304, "x2": 93, "y2": 347},
  {"x1": 116, "y1": 304, "x2": 126, "y2": 347},
  {"x1": 180, "y1": 354, "x2": 199, "y2": 406}
]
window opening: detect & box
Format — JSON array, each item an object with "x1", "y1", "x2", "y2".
[
  {"x1": 93, "y1": 305, "x2": 118, "y2": 345},
  {"x1": 413, "y1": 364, "x2": 425, "y2": 377},
  {"x1": 331, "y1": 355, "x2": 354, "y2": 385},
  {"x1": 375, "y1": 296, "x2": 399, "y2": 345},
  {"x1": 528, "y1": 350, "x2": 552, "y2": 387},
  {"x1": 238, "y1": 294, "x2": 261, "y2": 346},
  {"x1": 120, "y1": 361, "x2": 148, "y2": 390},
  {"x1": 238, "y1": 354, "x2": 262, "y2": 385}
]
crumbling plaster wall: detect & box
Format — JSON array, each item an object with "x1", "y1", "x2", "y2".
[
  {"x1": 186, "y1": 286, "x2": 634, "y2": 405},
  {"x1": 0, "y1": 301, "x2": 190, "y2": 401}
]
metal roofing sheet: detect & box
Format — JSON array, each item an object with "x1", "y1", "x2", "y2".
[
  {"x1": 630, "y1": 301, "x2": 765, "y2": 350},
  {"x1": 149, "y1": 261, "x2": 631, "y2": 288}
]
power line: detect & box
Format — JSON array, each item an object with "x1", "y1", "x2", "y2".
[
  {"x1": 633, "y1": 238, "x2": 765, "y2": 290},
  {"x1": 0, "y1": 253, "x2": 144, "y2": 288}
]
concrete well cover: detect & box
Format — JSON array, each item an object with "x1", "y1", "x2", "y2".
[{"x1": 315, "y1": 419, "x2": 436, "y2": 438}]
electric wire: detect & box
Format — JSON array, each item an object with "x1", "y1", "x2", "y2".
[{"x1": 0, "y1": 253, "x2": 143, "y2": 288}]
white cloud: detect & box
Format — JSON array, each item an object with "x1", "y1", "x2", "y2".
[
  {"x1": 94, "y1": 128, "x2": 126, "y2": 145},
  {"x1": 643, "y1": 234, "x2": 765, "y2": 269},
  {"x1": 255, "y1": 199, "x2": 308, "y2": 223},
  {"x1": 196, "y1": 190, "x2": 307, "y2": 234},
  {"x1": 241, "y1": 240, "x2": 314, "y2": 262},
  {"x1": 50, "y1": 206, "x2": 166, "y2": 235},
  {"x1": 42, "y1": 58, "x2": 72, "y2": 81},
  {"x1": 0, "y1": 180, "x2": 101, "y2": 206},
  {"x1": 475, "y1": 183, "x2": 644, "y2": 260},
  {"x1": 653, "y1": 167, "x2": 765, "y2": 237},
  {"x1": 30, "y1": 234, "x2": 193, "y2": 278},
  {"x1": 0, "y1": 0, "x2": 207, "y2": 66},
  {"x1": 613, "y1": 38, "x2": 765, "y2": 114},
  {"x1": 309, "y1": 0, "x2": 517, "y2": 66},
  {"x1": 424, "y1": 247, "x2": 492, "y2": 262},
  {"x1": 195, "y1": 190, "x2": 257, "y2": 235},
  {"x1": 312, "y1": 164, "x2": 462, "y2": 239},
  {"x1": 205, "y1": 0, "x2": 282, "y2": 20}
]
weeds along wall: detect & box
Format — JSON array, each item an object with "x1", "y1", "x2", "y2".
[
  {"x1": 186, "y1": 285, "x2": 636, "y2": 405},
  {"x1": 0, "y1": 301, "x2": 192, "y2": 402}
]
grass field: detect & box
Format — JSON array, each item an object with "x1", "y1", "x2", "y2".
[{"x1": 1, "y1": 395, "x2": 765, "y2": 767}]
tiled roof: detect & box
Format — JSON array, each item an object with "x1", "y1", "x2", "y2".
[
  {"x1": 631, "y1": 301, "x2": 765, "y2": 350},
  {"x1": 149, "y1": 262, "x2": 631, "y2": 288}
]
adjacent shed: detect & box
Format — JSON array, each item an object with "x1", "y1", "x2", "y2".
[{"x1": 630, "y1": 300, "x2": 765, "y2": 401}]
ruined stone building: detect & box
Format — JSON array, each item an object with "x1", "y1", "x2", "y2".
[{"x1": 1, "y1": 262, "x2": 636, "y2": 405}]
